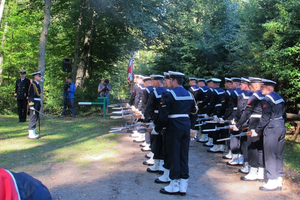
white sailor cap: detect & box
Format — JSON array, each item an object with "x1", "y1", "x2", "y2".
[
  {"x1": 168, "y1": 71, "x2": 185, "y2": 78},
  {"x1": 139, "y1": 75, "x2": 144, "y2": 79},
  {"x1": 150, "y1": 74, "x2": 164, "y2": 80},
  {"x1": 241, "y1": 77, "x2": 250, "y2": 84},
  {"x1": 206, "y1": 78, "x2": 212, "y2": 83},
  {"x1": 212, "y1": 78, "x2": 222, "y2": 83},
  {"x1": 261, "y1": 79, "x2": 276, "y2": 86},
  {"x1": 231, "y1": 77, "x2": 241, "y2": 82},
  {"x1": 224, "y1": 77, "x2": 232, "y2": 82},
  {"x1": 164, "y1": 72, "x2": 170, "y2": 79},
  {"x1": 31, "y1": 71, "x2": 41, "y2": 76},
  {"x1": 134, "y1": 74, "x2": 139, "y2": 77},
  {"x1": 249, "y1": 77, "x2": 262, "y2": 83},
  {"x1": 142, "y1": 76, "x2": 151, "y2": 82},
  {"x1": 189, "y1": 77, "x2": 197, "y2": 81},
  {"x1": 19, "y1": 70, "x2": 26, "y2": 74},
  {"x1": 198, "y1": 78, "x2": 206, "y2": 82}
]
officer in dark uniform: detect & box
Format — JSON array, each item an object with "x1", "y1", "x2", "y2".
[
  {"x1": 254, "y1": 79, "x2": 285, "y2": 191},
  {"x1": 141, "y1": 76, "x2": 153, "y2": 115},
  {"x1": 237, "y1": 77, "x2": 265, "y2": 177},
  {"x1": 15, "y1": 70, "x2": 30, "y2": 122},
  {"x1": 28, "y1": 71, "x2": 42, "y2": 139},
  {"x1": 144, "y1": 75, "x2": 166, "y2": 172},
  {"x1": 153, "y1": 71, "x2": 197, "y2": 195},
  {"x1": 228, "y1": 77, "x2": 252, "y2": 165}
]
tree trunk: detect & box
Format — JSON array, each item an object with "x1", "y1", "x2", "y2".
[
  {"x1": 72, "y1": 0, "x2": 84, "y2": 83},
  {"x1": 38, "y1": 0, "x2": 51, "y2": 112},
  {"x1": 0, "y1": 21, "x2": 7, "y2": 85},
  {"x1": 0, "y1": 0, "x2": 5, "y2": 23},
  {"x1": 0, "y1": 0, "x2": 6, "y2": 84}
]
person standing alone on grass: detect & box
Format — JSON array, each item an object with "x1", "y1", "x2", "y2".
[
  {"x1": 98, "y1": 78, "x2": 111, "y2": 115},
  {"x1": 15, "y1": 70, "x2": 31, "y2": 123},
  {"x1": 61, "y1": 77, "x2": 76, "y2": 118}
]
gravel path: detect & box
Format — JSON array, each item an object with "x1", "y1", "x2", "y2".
[{"x1": 34, "y1": 133, "x2": 298, "y2": 200}]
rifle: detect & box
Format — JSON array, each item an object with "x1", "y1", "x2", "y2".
[
  {"x1": 217, "y1": 131, "x2": 252, "y2": 142},
  {"x1": 202, "y1": 125, "x2": 231, "y2": 132}
]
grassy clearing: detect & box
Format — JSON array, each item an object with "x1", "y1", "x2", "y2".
[{"x1": 0, "y1": 113, "x2": 123, "y2": 171}]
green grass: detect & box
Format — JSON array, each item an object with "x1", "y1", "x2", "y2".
[
  {"x1": 284, "y1": 135, "x2": 300, "y2": 172},
  {"x1": 0, "y1": 114, "x2": 123, "y2": 171}
]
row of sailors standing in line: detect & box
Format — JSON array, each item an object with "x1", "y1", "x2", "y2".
[{"x1": 128, "y1": 73, "x2": 285, "y2": 194}]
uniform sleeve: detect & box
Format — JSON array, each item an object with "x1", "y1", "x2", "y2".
[
  {"x1": 200, "y1": 90, "x2": 210, "y2": 108},
  {"x1": 190, "y1": 100, "x2": 198, "y2": 129},
  {"x1": 207, "y1": 92, "x2": 216, "y2": 116},
  {"x1": 223, "y1": 95, "x2": 234, "y2": 119},
  {"x1": 134, "y1": 88, "x2": 140, "y2": 108},
  {"x1": 255, "y1": 100, "x2": 272, "y2": 134},
  {"x1": 235, "y1": 96, "x2": 245, "y2": 122},
  {"x1": 28, "y1": 84, "x2": 34, "y2": 107},
  {"x1": 144, "y1": 92, "x2": 155, "y2": 122},
  {"x1": 155, "y1": 93, "x2": 171, "y2": 132},
  {"x1": 236, "y1": 96, "x2": 257, "y2": 127},
  {"x1": 141, "y1": 90, "x2": 148, "y2": 114}
]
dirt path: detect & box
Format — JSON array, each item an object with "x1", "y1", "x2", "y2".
[{"x1": 31, "y1": 133, "x2": 298, "y2": 200}]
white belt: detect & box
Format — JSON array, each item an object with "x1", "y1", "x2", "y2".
[
  {"x1": 197, "y1": 101, "x2": 203, "y2": 104},
  {"x1": 250, "y1": 114, "x2": 261, "y2": 118},
  {"x1": 154, "y1": 110, "x2": 159, "y2": 113},
  {"x1": 233, "y1": 107, "x2": 237, "y2": 110},
  {"x1": 168, "y1": 114, "x2": 189, "y2": 118},
  {"x1": 139, "y1": 100, "x2": 142, "y2": 103},
  {"x1": 34, "y1": 98, "x2": 41, "y2": 101},
  {"x1": 215, "y1": 104, "x2": 222, "y2": 107}
]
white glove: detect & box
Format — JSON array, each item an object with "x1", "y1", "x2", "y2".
[
  {"x1": 213, "y1": 115, "x2": 219, "y2": 122},
  {"x1": 251, "y1": 129, "x2": 258, "y2": 137},
  {"x1": 231, "y1": 119, "x2": 236, "y2": 125},
  {"x1": 230, "y1": 125, "x2": 239, "y2": 131},
  {"x1": 141, "y1": 114, "x2": 145, "y2": 119},
  {"x1": 203, "y1": 114, "x2": 208, "y2": 118},
  {"x1": 219, "y1": 117, "x2": 225, "y2": 124},
  {"x1": 30, "y1": 107, "x2": 35, "y2": 111},
  {"x1": 151, "y1": 128, "x2": 159, "y2": 135}
]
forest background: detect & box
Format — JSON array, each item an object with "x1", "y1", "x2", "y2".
[{"x1": 0, "y1": 0, "x2": 300, "y2": 116}]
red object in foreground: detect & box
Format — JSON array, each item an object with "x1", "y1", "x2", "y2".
[{"x1": 0, "y1": 168, "x2": 20, "y2": 200}]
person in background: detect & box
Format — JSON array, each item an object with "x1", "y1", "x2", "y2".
[
  {"x1": 61, "y1": 77, "x2": 76, "y2": 118},
  {"x1": 15, "y1": 70, "x2": 30, "y2": 123},
  {"x1": 98, "y1": 78, "x2": 112, "y2": 115}
]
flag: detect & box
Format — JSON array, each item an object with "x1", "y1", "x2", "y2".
[{"x1": 127, "y1": 58, "x2": 134, "y2": 84}]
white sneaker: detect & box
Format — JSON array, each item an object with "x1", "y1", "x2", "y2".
[
  {"x1": 197, "y1": 134, "x2": 208, "y2": 143},
  {"x1": 222, "y1": 150, "x2": 232, "y2": 159},
  {"x1": 241, "y1": 167, "x2": 258, "y2": 181},
  {"x1": 239, "y1": 162, "x2": 249, "y2": 174},
  {"x1": 227, "y1": 154, "x2": 240, "y2": 166},
  {"x1": 160, "y1": 179, "x2": 180, "y2": 194},
  {"x1": 179, "y1": 179, "x2": 188, "y2": 196},
  {"x1": 155, "y1": 169, "x2": 171, "y2": 183},
  {"x1": 238, "y1": 154, "x2": 244, "y2": 165},
  {"x1": 207, "y1": 145, "x2": 220, "y2": 153},
  {"x1": 259, "y1": 179, "x2": 279, "y2": 191}
]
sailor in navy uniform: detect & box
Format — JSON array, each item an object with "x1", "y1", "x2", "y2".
[
  {"x1": 253, "y1": 79, "x2": 285, "y2": 191},
  {"x1": 143, "y1": 75, "x2": 167, "y2": 171},
  {"x1": 228, "y1": 77, "x2": 253, "y2": 166},
  {"x1": 188, "y1": 77, "x2": 199, "y2": 97},
  {"x1": 15, "y1": 70, "x2": 31, "y2": 123},
  {"x1": 199, "y1": 79, "x2": 215, "y2": 145},
  {"x1": 207, "y1": 78, "x2": 226, "y2": 153},
  {"x1": 141, "y1": 76, "x2": 153, "y2": 116},
  {"x1": 222, "y1": 77, "x2": 242, "y2": 160},
  {"x1": 129, "y1": 75, "x2": 139, "y2": 107},
  {"x1": 135, "y1": 76, "x2": 146, "y2": 111},
  {"x1": 153, "y1": 71, "x2": 197, "y2": 195},
  {"x1": 28, "y1": 71, "x2": 42, "y2": 139},
  {"x1": 195, "y1": 78, "x2": 208, "y2": 114},
  {"x1": 216, "y1": 78, "x2": 234, "y2": 154},
  {"x1": 235, "y1": 78, "x2": 265, "y2": 177}
]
